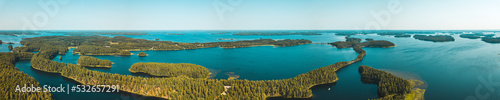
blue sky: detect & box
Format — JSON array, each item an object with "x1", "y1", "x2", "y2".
[{"x1": 0, "y1": 0, "x2": 499, "y2": 30}]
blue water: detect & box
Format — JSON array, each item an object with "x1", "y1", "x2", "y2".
[
  {"x1": 3, "y1": 31, "x2": 500, "y2": 100},
  {"x1": 0, "y1": 44, "x2": 22, "y2": 52}
]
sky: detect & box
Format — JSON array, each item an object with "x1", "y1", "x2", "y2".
[{"x1": 0, "y1": 0, "x2": 499, "y2": 30}]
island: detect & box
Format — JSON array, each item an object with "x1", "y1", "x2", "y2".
[
  {"x1": 129, "y1": 62, "x2": 210, "y2": 78},
  {"x1": 14, "y1": 36, "x2": 311, "y2": 55},
  {"x1": 459, "y1": 34, "x2": 481, "y2": 39},
  {"x1": 138, "y1": 52, "x2": 147, "y2": 57},
  {"x1": 329, "y1": 36, "x2": 396, "y2": 49},
  {"x1": 459, "y1": 33, "x2": 495, "y2": 39},
  {"x1": 358, "y1": 65, "x2": 425, "y2": 100},
  {"x1": 413, "y1": 35, "x2": 455, "y2": 42},
  {"x1": 0, "y1": 40, "x2": 2, "y2": 44},
  {"x1": 394, "y1": 35, "x2": 411, "y2": 38},
  {"x1": 481, "y1": 37, "x2": 500, "y2": 43},
  {"x1": 77, "y1": 56, "x2": 113, "y2": 68},
  {"x1": 0, "y1": 53, "x2": 53, "y2": 100}
]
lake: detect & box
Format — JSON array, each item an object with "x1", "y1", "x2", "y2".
[{"x1": 2, "y1": 31, "x2": 499, "y2": 100}]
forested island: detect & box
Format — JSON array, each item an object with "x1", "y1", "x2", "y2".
[
  {"x1": 329, "y1": 36, "x2": 396, "y2": 49},
  {"x1": 460, "y1": 34, "x2": 481, "y2": 39},
  {"x1": 77, "y1": 56, "x2": 113, "y2": 68},
  {"x1": 232, "y1": 32, "x2": 321, "y2": 36},
  {"x1": 0, "y1": 53, "x2": 53, "y2": 100},
  {"x1": 129, "y1": 62, "x2": 210, "y2": 78},
  {"x1": 413, "y1": 35, "x2": 455, "y2": 42},
  {"x1": 13, "y1": 36, "x2": 311, "y2": 56},
  {"x1": 459, "y1": 33, "x2": 495, "y2": 39},
  {"x1": 481, "y1": 37, "x2": 500, "y2": 43},
  {"x1": 358, "y1": 66, "x2": 425, "y2": 100}
]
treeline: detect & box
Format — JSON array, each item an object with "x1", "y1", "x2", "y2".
[
  {"x1": 17, "y1": 36, "x2": 311, "y2": 55},
  {"x1": 73, "y1": 45, "x2": 120, "y2": 55},
  {"x1": 15, "y1": 52, "x2": 35, "y2": 60},
  {"x1": 77, "y1": 56, "x2": 112, "y2": 68},
  {"x1": 0, "y1": 52, "x2": 35, "y2": 64},
  {"x1": 0, "y1": 53, "x2": 53, "y2": 100},
  {"x1": 413, "y1": 35, "x2": 455, "y2": 42},
  {"x1": 129, "y1": 62, "x2": 209, "y2": 78},
  {"x1": 358, "y1": 65, "x2": 411, "y2": 99}
]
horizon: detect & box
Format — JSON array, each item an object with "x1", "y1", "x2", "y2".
[{"x1": 1, "y1": 29, "x2": 500, "y2": 31}]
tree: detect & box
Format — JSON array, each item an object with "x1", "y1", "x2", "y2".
[{"x1": 8, "y1": 45, "x2": 13, "y2": 51}]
